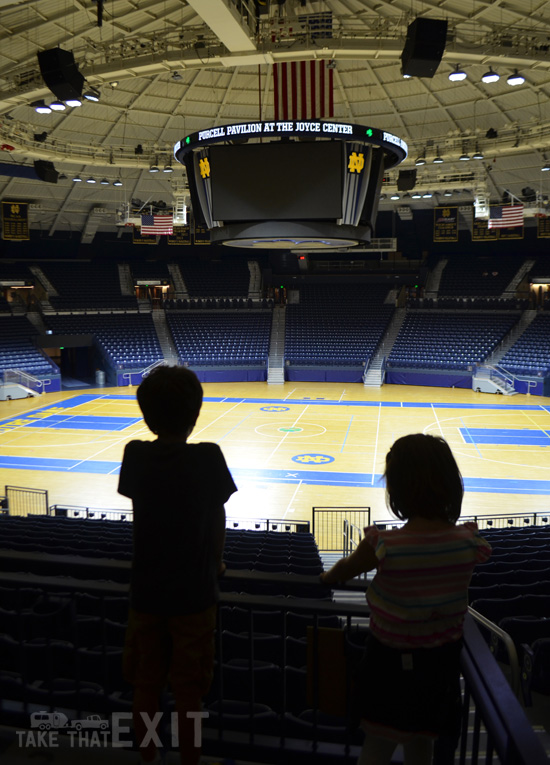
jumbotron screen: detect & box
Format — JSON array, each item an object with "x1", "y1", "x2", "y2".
[{"x1": 210, "y1": 141, "x2": 343, "y2": 221}]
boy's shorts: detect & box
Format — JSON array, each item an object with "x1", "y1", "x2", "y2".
[{"x1": 123, "y1": 604, "x2": 217, "y2": 696}]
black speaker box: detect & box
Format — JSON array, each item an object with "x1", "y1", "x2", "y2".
[
  {"x1": 397, "y1": 169, "x2": 417, "y2": 191},
  {"x1": 37, "y1": 47, "x2": 84, "y2": 101},
  {"x1": 34, "y1": 160, "x2": 59, "y2": 184},
  {"x1": 400, "y1": 19, "x2": 448, "y2": 78}
]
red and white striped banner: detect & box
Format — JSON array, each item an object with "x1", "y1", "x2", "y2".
[{"x1": 273, "y1": 61, "x2": 334, "y2": 122}]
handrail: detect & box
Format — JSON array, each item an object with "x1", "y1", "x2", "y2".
[
  {"x1": 2, "y1": 368, "x2": 45, "y2": 392},
  {"x1": 0, "y1": 565, "x2": 547, "y2": 763},
  {"x1": 467, "y1": 607, "x2": 521, "y2": 698}
]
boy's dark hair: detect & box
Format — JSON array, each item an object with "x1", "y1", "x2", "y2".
[
  {"x1": 384, "y1": 433, "x2": 463, "y2": 523},
  {"x1": 137, "y1": 366, "x2": 203, "y2": 437}
]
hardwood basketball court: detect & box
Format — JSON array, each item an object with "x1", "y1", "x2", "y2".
[{"x1": 1, "y1": 381, "x2": 549, "y2": 533}]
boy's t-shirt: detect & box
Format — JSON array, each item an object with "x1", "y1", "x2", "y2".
[{"x1": 118, "y1": 439, "x2": 237, "y2": 615}]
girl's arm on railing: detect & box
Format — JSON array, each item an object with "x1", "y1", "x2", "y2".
[{"x1": 320, "y1": 537, "x2": 378, "y2": 584}]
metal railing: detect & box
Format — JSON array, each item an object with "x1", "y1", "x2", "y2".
[
  {"x1": 46, "y1": 505, "x2": 311, "y2": 534},
  {"x1": 312, "y1": 507, "x2": 371, "y2": 552},
  {"x1": 342, "y1": 519, "x2": 363, "y2": 556},
  {"x1": 5, "y1": 485, "x2": 48, "y2": 516},
  {"x1": 2, "y1": 368, "x2": 46, "y2": 394},
  {"x1": 0, "y1": 563, "x2": 547, "y2": 765}
]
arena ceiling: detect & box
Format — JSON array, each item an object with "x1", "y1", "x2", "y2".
[{"x1": 1, "y1": 0, "x2": 550, "y2": 240}]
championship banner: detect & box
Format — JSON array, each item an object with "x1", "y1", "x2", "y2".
[
  {"x1": 1, "y1": 201, "x2": 29, "y2": 240},
  {"x1": 132, "y1": 227, "x2": 158, "y2": 245},
  {"x1": 433, "y1": 206, "x2": 458, "y2": 242},
  {"x1": 168, "y1": 225, "x2": 192, "y2": 245},
  {"x1": 537, "y1": 216, "x2": 550, "y2": 238},
  {"x1": 193, "y1": 222, "x2": 211, "y2": 245},
  {"x1": 498, "y1": 225, "x2": 524, "y2": 240},
  {"x1": 472, "y1": 216, "x2": 497, "y2": 241}
]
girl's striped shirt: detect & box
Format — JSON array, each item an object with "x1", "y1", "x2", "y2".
[{"x1": 364, "y1": 522, "x2": 491, "y2": 648}]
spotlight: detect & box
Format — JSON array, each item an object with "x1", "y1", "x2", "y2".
[
  {"x1": 100, "y1": 178, "x2": 109, "y2": 185},
  {"x1": 86, "y1": 176, "x2": 96, "y2": 183},
  {"x1": 49, "y1": 100, "x2": 66, "y2": 111},
  {"x1": 481, "y1": 68, "x2": 500, "y2": 84},
  {"x1": 415, "y1": 151, "x2": 426, "y2": 166},
  {"x1": 113, "y1": 179, "x2": 123, "y2": 186},
  {"x1": 33, "y1": 100, "x2": 52, "y2": 114},
  {"x1": 83, "y1": 87, "x2": 100, "y2": 101},
  {"x1": 72, "y1": 174, "x2": 82, "y2": 182},
  {"x1": 449, "y1": 65, "x2": 467, "y2": 82},
  {"x1": 65, "y1": 97, "x2": 82, "y2": 107},
  {"x1": 507, "y1": 69, "x2": 525, "y2": 86},
  {"x1": 473, "y1": 146, "x2": 484, "y2": 160}
]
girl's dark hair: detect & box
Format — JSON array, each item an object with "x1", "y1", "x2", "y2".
[
  {"x1": 137, "y1": 366, "x2": 203, "y2": 436},
  {"x1": 384, "y1": 433, "x2": 463, "y2": 523}
]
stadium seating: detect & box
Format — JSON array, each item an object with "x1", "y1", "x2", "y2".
[
  {"x1": 499, "y1": 314, "x2": 550, "y2": 376},
  {"x1": 0, "y1": 316, "x2": 59, "y2": 377},
  {"x1": 166, "y1": 311, "x2": 270, "y2": 366},
  {"x1": 39, "y1": 261, "x2": 138, "y2": 311},
  {"x1": 45, "y1": 313, "x2": 163, "y2": 369},
  {"x1": 388, "y1": 311, "x2": 518, "y2": 370},
  {"x1": 285, "y1": 284, "x2": 394, "y2": 367}
]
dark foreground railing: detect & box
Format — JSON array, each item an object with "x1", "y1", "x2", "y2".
[{"x1": 0, "y1": 560, "x2": 548, "y2": 764}]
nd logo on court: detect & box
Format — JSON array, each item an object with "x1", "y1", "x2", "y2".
[{"x1": 292, "y1": 454, "x2": 334, "y2": 465}]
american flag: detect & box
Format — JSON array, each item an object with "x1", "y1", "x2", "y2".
[
  {"x1": 140, "y1": 214, "x2": 173, "y2": 235},
  {"x1": 273, "y1": 60, "x2": 334, "y2": 122},
  {"x1": 487, "y1": 205, "x2": 524, "y2": 229}
]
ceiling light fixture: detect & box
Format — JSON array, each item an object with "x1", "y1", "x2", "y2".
[
  {"x1": 481, "y1": 68, "x2": 500, "y2": 84},
  {"x1": 72, "y1": 175, "x2": 82, "y2": 182},
  {"x1": 83, "y1": 87, "x2": 100, "y2": 102},
  {"x1": 415, "y1": 151, "x2": 426, "y2": 166},
  {"x1": 86, "y1": 176, "x2": 96, "y2": 183},
  {"x1": 390, "y1": 193, "x2": 400, "y2": 200},
  {"x1": 443, "y1": 190, "x2": 453, "y2": 197},
  {"x1": 449, "y1": 64, "x2": 467, "y2": 82},
  {"x1": 65, "y1": 97, "x2": 82, "y2": 107},
  {"x1": 542, "y1": 158, "x2": 550, "y2": 172},
  {"x1": 422, "y1": 192, "x2": 432, "y2": 198},
  {"x1": 473, "y1": 145, "x2": 484, "y2": 160},
  {"x1": 49, "y1": 101, "x2": 66, "y2": 111},
  {"x1": 433, "y1": 147, "x2": 444, "y2": 163},
  {"x1": 411, "y1": 192, "x2": 422, "y2": 199},
  {"x1": 163, "y1": 164, "x2": 173, "y2": 173},
  {"x1": 149, "y1": 164, "x2": 159, "y2": 173},
  {"x1": 113, "y1": 179, "x2": 123, "y2": 186},
  {"x1": 459, "y1": 152, "x2": 470, "y2": 161},
  {"x1": 33, "y1": 100, "x2": 52, "y2": 114},
  {"x1": 100, "y1": 178, "x2": 109, "y2": 185},
  {"x1": 507, "y1": 69, "x2": 525, "y2": 86},
  {"x1": 171, "y1": 71, "x2": 182, "y2": 81}
]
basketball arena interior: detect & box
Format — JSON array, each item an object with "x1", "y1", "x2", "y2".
[{"x1": 1, "y1": 1, "x2": 550, "y2": 763}]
